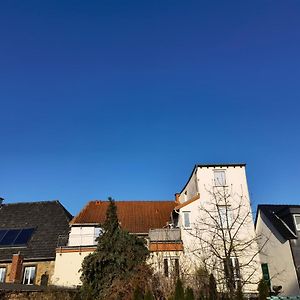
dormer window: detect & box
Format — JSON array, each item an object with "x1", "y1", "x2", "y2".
[{"x1": 214, "y1": 170, "x2": 226, "y2": 186}]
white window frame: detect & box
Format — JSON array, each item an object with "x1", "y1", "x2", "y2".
[
  {"x1": 22, "y1": 266, "x2": 36, "y2": 285},
  {"x1": 217, "y1": 205, "x2": 232, "y2": 229},
  {"x1": 0, "y1": 267, "x2": 6, "y2": 283},
  {"x1": 182, "y1": 211, "x2": 191, "y2": 228},
  {"x1": 214, "y1": 170, "x2": 226, "y2": 187},
  {"x1": 294, "y1": 215, "x2": 300, "y2": 231}
]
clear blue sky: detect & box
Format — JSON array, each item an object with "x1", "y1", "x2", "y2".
[{"x1": 1, "y1": 0, "x2": 299, "y2": 215}]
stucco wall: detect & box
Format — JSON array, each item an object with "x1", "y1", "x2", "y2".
[
  {"x1": 178, "y1": 165, "x2": 261, "y2": 293},
  {"x1": 52, "y1": 250, "x2": 93, "y2": 287},
  {"x1": 256, "y1": 210, "x2": 300, "y2": 296}
]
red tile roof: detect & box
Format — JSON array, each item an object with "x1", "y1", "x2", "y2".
[{"x1": 71, "y1": 200, "x2": 176, "y2": 234}]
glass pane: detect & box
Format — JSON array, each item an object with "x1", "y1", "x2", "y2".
[
  {"x1": 23, "y1": 268, "x2": 30, "y2": 284},
  {"x1": 0, "y1": 229, "x2": 20, "y2": 245},
  {"x1": 29, "y1": 267, "x2": 35, "y2": 284},
  {"x1": 0, "y1": 268, "x2": 5, "y2": 283},
  {"x1": 184, "y1": 212, "x2": 190, "y2": 227},
  {"x1": 14, "y1": 228, "x2": 34, "y2": 245},
  {"x1": 214, "y1": 170, "x2": 226, "y2": 186},
  {"x1": 23, "y1": 267, "x2": 36, "y2": 285},
  {"x1": 0, "y1": 230, "x2": 8, "y2": 243},
  {"x1": 164, "y1": 259, "x2": 168, "y2": 277}
]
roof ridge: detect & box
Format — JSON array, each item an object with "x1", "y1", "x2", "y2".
[
  {"x1": 2, "y1": 200, "x2": 60, "y2": 205},
  {"x1": 89, "y1": 200, "x2": 174, "y2": 203},
  {"x1": 259, "y1": 204, "x2": 300, "y2": 208},
  {"x1": 70, "y1": 200, "x2": 94, "y2": 225}
]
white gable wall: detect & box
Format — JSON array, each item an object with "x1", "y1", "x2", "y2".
[
  {"x1": 177, "y1": 165, "x2": 261, "y2": 293},
  {"x1": 256, "y1": 210, "x2": 300, "y2": 296}
]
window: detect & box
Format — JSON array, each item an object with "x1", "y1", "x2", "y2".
[
  {"x1": 214, "y1": 170, "x2": 226, "y2": 186},
  {"x1": 163, "y1": 257, "x2": 180, "y2": 278},
  {"x1": 217, "y1": 205, "x2": 232, "y2": 229},
  {"x1": 294, "y1": 215, "x2": 300, "y2": 231},
  {"x1": 183, "y1": 211, "x2": 191, "y2": 228},
  {"x1": 261, "y1": 263, "x2": 270, "y2": 287},
  {"x1": 163, "y1": 259, "x2": 168, "y2": 277},
  {"x1": 0, "y1": 267, "x2": 6, "y2": 283},
  {"x1": 0, "y1": 228, "x2": 34, "y2": 247},
  {"x1": 23, "y1": 266, "x2": 36, "y2": 285},
  {"x1": 223, "y1": 257, "x2": 240, "y2": 289}
]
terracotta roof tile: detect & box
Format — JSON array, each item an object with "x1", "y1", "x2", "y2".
[{"x1": 71, "y1": 200, "x2": 176, "y2": 234}]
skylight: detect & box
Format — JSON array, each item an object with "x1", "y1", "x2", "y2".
[{"x1": 0, "y1": 228, "x2": 34, "y2": 246}]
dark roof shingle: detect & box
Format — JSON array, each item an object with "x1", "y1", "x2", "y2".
[
  {"x1": 0, "y1": 201, "x2": 72, "y2": 261},
  {"x1": 257, "y1": 204, "x2": 300, "y2": 240}
]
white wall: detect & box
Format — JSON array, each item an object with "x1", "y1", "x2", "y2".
[
  {"x1": 256, "y1": 210, "x2": 300, "y2": 296},
  {"x1": 68, "y1": 226, "x2": 101, "y2": 246},
  {"x1": 177, "y1": 165, "x2": 261, "y2": 293},
  {"x1": 52, "y1": 250, "x2": 93, "y2": 287}
]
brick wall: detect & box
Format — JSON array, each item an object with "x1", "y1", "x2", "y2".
[{"x1": 1, "y1": 260, "x2": 55, "y2": 285}]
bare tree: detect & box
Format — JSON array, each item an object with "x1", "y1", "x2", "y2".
[{"x1": 184, "y1": 184, "x2": 267, "y2": 298}]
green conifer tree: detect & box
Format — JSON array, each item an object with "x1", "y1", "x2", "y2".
[
  {"x1": 80, "y1": 197, "x2": 150, "y2": 299},
  {"x1": 174, "y1": 278, "x2": 185, "y2": 300},
  {"x1": 185, "y1": 286, "x2": 195, "y2": 300}
]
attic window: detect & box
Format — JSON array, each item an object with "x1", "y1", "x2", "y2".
[
  {"x1": 214, "y1": 170, "x2": 226, "y2": 186},
  {"x1": 0, "y1": 228, "x2": 34, "y2": 247},
  {"x1": 294, "y1": 215, "x2": 300, "y2": 231}
]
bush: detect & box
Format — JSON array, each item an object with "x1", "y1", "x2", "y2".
[
  {"x1": 257, "y1": 278, "x2": 269, "y2": 300},
  {"x1": 185, "y1": 286, "x2": 195, "y2": 300},
  {"x1": 174, "y1": 278, "x2": 184, "y2": 300}
]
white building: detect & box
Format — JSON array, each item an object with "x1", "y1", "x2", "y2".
[
  {"x1": 255, "y1": 204, "x2": 300, "y2": 296},
  {"x1": 174, "y1": 163, "x2": 261, "y2": 295},
  {"x1": 53, "y1": 163, "x2": 261, "y2": 296}
]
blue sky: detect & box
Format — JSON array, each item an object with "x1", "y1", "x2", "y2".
[{"x1": 1, "y1": 0, "x2": 300, "y2": 215}]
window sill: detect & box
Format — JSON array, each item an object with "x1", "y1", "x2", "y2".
[{"x1": 183, "y1": 227, "x2": 192, "y2": 230}]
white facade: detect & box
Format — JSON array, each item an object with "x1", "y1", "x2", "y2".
[
  {"x1": 176, "y1": 164, "x2": 261, "y2": 293},
  {"x1": 52, "y1": 226, "x2": 100, "y2": 286},
  {"x1": 256, "y1": 210, "x2": 300, "y2": 296},
  {"x1": 52, "y1": 249, "x2": 94, "y2": 287},
  {"x1": 68, "y1": 226, "x2": 101, "y2": 247}
]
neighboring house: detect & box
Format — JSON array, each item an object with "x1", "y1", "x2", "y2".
[
  {"x1": 174, "y1": 163, "x2": 261, "y2": 295},
  {"x1": 0, "y1": 200, "x2": 72, "y2": 286},
  {"x1": 53, "y1": 200, "x2": 181, "y2": 287},
  {"x1": 255, "y1": 204, "x2": 300, "y2": 296}
]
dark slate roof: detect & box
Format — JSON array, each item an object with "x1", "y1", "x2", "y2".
[
  {"x1": 0, "y1": 201, "x2": 72, "y2": 262},
  {"x1": 256, "y1": 204, "x2": 300, "y2": 240}
]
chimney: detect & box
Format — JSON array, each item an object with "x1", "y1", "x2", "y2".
[
  {"x1": 9, "y1": 252, "x2": 23, "y2": 283},
  {"x1": 175, "y1": 193, "x2": 180, "y2": 203}
]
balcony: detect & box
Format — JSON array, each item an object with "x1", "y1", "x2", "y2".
[{"x1": 148, "y1": 228, "x2": 181, "y2": 242}]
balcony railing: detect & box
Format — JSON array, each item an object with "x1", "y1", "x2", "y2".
[
  {"x1": 148, "y1": 228, "x2": 181, "y2": 242},
  {"x1": 57, "y1": 235, "x2": 69, "y2": 247}
]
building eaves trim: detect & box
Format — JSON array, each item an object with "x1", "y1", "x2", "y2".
[{"x1": 196, "y1": 163, "x2": 246, "y2": 168}]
